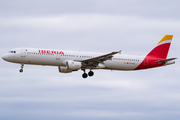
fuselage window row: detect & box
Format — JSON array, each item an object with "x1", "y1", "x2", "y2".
[
  {"x1": 26, "y1": 52, "x2": 140, "y2": 62},
  {"x1": 113, "y1": 58, "x2": 139, "y2": 61}
]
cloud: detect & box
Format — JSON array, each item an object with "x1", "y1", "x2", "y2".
[
  {"x1": 1, "y1": 14, "x2": 180, "y2": 31},
  {"x1": 1, "y1": 14, "x2": 180, "y2": 55},
  {"x1": 1, "y1": 0, "x2": 180, "y2": 20}
]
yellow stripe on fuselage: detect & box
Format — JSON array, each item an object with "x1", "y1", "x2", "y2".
[{"x1": 157, "y1": 35, "x2": 173, "y2": 45}]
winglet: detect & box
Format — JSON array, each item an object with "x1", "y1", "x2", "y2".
[{"x1": 118, "y1": 50, "x2": 122, "y2": 54}]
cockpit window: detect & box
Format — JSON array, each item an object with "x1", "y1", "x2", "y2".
[{"x1": 8, "y1": 51, "x2": 16, "y2": 53}]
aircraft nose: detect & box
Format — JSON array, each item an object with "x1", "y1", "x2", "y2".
[{"x1": 2, "y1": 54, "x2": 8, "y2": 61}]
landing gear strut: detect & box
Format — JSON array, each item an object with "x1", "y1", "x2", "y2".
[
  {"x1": 19, "y1": 64, "x2": 24, "y2": 73},
  {"x1": 82, "y1": 69, "x2": 88, "y2": 78}
]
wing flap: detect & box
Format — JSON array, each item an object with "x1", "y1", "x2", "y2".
[
  {"x1": 83, "y1": 51, "x2": 118, "y2": 62},
  {"x1": 81, "y1": 51, "x2": 121, "y2": 68}
]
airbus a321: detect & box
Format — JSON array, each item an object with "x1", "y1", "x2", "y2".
[{"x1": 2, "y1": 35, "x2": 176, "y2": 78}]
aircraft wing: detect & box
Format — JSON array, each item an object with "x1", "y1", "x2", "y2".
[{"x1": 80, "y1": 51, "x2": 121, "y2": 68}]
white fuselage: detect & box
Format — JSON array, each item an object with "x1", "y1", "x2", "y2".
[{"x1": 2, "y1": 48, "x2": 145, "y2": 71}]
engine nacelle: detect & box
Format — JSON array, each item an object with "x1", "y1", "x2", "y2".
[
  {"x1": 58, "y1": 61, "x2": 82, "y2": 73},
  {"x1": 58, "y1": 66, "x2": 72, "y2": 73},
  {"x1": 96, "y1": 63, "x2": 105, "y2": 69},
  {"x1": 66, "y1": 61, "x2": 82, "y2": 70}
]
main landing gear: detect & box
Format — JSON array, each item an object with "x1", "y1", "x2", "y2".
[
  {"x1": 82, "y1": 69, "x2": 94, "y2": 78},
  {"x1": 19, "y1": 64, "x2": 24, "y2": 73}
]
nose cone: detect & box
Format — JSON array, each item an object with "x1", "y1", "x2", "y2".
[{"x1": 2, "y1": 54, "x2": 8, "y2": 61}]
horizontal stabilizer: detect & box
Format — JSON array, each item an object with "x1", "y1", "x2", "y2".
[{"x1": 156, "y1": 58, "x2": 177, "y2": 64}]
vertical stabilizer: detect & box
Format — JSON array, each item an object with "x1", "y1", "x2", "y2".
[
  {"x1": 147, "y1": 35, "x2": 173, "y2": 59},
  {"x1": 135, "y1": 35, "x2": 174, "y2": 70}
]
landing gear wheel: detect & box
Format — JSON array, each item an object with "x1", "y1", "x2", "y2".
[
  {"x1": 19, "y1": 64, "x2": 24, "y2": 73},
  {"x1": 19, "y1": 69, "x2": 23, "y2": 73},
  {"x1": 82, "y1": 73, "x2": 88, "y2": 78},
  {"x1": 88, "y1": 71, "x2": 94, "y2": 77}
]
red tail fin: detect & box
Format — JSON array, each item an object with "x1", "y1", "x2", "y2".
[
  {"x1": 135, "y1": 35, "x2": 174, "y2": 70},
  {"x1": 147, "y1": 35, "x2": 173, "y2": 59}
]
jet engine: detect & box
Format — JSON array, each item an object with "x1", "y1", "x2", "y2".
[
  {"x1": 66, "y1": 61, "x2": 82, "y2": 70},
  {"x1": 58, "y1": 61, "x2": 82, "y2": 73},
  {"x1": 58, "y1": 66, "x2": 72, "y2": 73}
]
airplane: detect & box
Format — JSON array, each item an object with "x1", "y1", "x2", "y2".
[{"x1": 2, "y1": 35, "x2": 177, "y2": 78}]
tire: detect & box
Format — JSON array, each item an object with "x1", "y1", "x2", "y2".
[
  {"x1": 19, "y1": 69, "x2": 23, "y2": 73},
  {"x1": 82, "y1": 73, "x2": 88, "y2": 78},
  {"x1": 88, "y1": 71, "x2": 94, "y2": 77}
]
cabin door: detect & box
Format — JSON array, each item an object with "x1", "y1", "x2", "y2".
[
  {"x1": 21, "y1": 49, "x2": 26, "y2": 58},
  {"x1": 56, "y1": 54, "x2": 60, "y2": 60}
]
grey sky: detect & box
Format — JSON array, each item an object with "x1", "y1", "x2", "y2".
[
  {"x1": 0, "y1": 0, "x2": 180, "y2": 120},
  {"x1": 1, "y1": 0, "x2": 180, "y2": 19}
]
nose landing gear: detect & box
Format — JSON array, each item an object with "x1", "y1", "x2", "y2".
[
  {"x1": 19, "y1": 64, "x2": 24, "y2": 73},
  {"x1": 19, "y1": 69, "x2": 23, "y2": 73}
]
